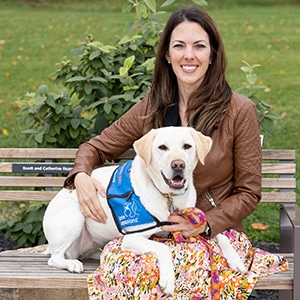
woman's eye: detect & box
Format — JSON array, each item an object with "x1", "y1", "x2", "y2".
[
  {"x1": 195, "y1": 44, "x2": 206, "y2": 49},
  {"x1": 173, "y1": 43, "x2": 184, "y2": 49},
  {"x1": 158, "y1": 145, "x2": 168, "y2": 151}
]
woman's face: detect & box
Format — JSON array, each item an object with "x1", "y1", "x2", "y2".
[{"x1": 166, "y1": 21, "x2": 211, "y2": 92}]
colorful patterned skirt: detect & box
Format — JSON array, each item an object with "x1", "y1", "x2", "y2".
[{"x1": 87, "y1": 230, "x2": 288, "y2": 299}]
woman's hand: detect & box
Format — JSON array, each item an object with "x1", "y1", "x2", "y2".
[
  {"x1": 161, "y1": 214, "x2": 207, "y2": 238},
  {"x1": 74, "y1": 172, "x2": 107, "y2": 223}
]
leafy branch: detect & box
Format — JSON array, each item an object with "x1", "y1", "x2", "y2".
[{"x1": 236, "y1": 60, "x2": 281, "y2": 136}]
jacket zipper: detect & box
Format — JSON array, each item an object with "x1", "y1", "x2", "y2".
[{"x1": 205, "y1": 190, "x2": 217, "y2": 207}]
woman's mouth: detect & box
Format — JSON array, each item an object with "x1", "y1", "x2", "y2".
[{"x1": 181, "y1": 65, "x2": 198, "y2": 72}]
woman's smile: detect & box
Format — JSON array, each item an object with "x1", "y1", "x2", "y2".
[{"x1": 181, "y1": 64, "x2": 199, "y2": 72}]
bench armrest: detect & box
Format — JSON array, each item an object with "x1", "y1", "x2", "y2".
[
  {"x1": 280, "y1": 203, "x2": 300, "y2": 253},
  {"x1": 280, "y1": 202, "x2": 300, "y2": 296}
]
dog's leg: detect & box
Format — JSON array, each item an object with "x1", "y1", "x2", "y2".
[
  {"x1": 214, "y1": 233, "x2": 248, "y2": 274},
  {"x1": 43, "y1": 189, "x2": 86, "y2": 273},
  {"x1": 47, "y1": 242, "x2": 84, "y2": 273},
  {"x1": 122, "y1": 235, "x2": 175, "y2": 295}
]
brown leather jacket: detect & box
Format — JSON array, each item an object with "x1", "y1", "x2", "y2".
[{"x1": 64, "y1": 91, "x2": 262, "y2": 237}]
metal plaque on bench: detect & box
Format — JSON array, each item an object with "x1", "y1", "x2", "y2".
[{"x1": 12, "y1": 163, "x2": 74, "y2": 174}]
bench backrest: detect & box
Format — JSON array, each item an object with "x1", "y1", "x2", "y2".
[{"x1": 0, "y1": 148, "x2": 296, "y2": 204}]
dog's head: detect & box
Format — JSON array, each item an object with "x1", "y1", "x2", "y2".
[{"x1": 133, "y1": 127, "x2": 212, "y2": 194}]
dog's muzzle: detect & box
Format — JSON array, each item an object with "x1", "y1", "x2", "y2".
[{"x1": 161, "y1": 171, "x2": 186, "y2": 190}]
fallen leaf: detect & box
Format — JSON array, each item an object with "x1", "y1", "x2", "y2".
[{"x1": 251, "y1": 223, "x2": 270, "y2": 230}]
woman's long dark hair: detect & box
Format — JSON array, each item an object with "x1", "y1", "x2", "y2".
[{"x1": 149, "y1": 6, "x2": 232, "y2": 136}]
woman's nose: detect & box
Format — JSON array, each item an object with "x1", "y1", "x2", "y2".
[{"x1": 184, "y1": 47, "x2": 195, "y2": 60}]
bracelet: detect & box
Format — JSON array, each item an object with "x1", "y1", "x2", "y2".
[{"x1": 204, "y1": 223, "x2": 211, "y2": 236}]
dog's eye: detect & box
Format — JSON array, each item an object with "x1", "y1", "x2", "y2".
[
  {"x1": 183, "y1": 144, "x2": 192, "y2": 150},
  {"x1": 158, "y1": 145, "x2": 168, "y2": 151}
]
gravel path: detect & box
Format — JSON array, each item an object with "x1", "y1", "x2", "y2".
[{"x1": 0, "y1": 233, "x2": 279, "y2": 299}]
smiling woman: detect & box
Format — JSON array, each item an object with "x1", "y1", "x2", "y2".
[{"x1": 166, "y1": 21, "x2": 212, "y2": 109}]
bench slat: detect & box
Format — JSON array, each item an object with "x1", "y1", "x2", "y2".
[
  {"x1": 261, "y1": 178, "x2": 296, "y2": 189},
  {"x1": 262, "y1": 149, "x2": 295, "y2": 160},
  {"x1": 0, "y1": 148, "x2": 136, "y2": 160},
  {"x1": 0, "y1": 191, "x2": 58, "y2": 201},
  {"x1": 262, "y1": 163, "x2": 295, "y2": 174},
  {"x1": 0, "y1": 163, "x2": 12, "y2": 173},
  {"x1": 0, "y1": 191, "x2": 296, "y2": 203},
  {"x1": 0, "y1": 148, "x2": 294, "y2": 160},
  {"x1": 261, "y1": 192, "x2": 296, "y2": 203},
  {"x1": 0, "y1": 148, "x2": 77, "y2": 159},
  {"x1": 0, "y1": 177, "x2": 296, "y2": 189},
  {"x1": 0, "y1": 176, "x2": 65, "y2": 187}
]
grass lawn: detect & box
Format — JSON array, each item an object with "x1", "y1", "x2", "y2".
[{"x1": 0, "y1": 0, "x2": 299, "y2": 242}]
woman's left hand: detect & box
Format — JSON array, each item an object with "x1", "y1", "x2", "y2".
[{"x1": 161, "y1": 214, "x2": 207, "y2": 238}]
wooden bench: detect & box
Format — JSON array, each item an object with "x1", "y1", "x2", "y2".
[{"x1": 0, "y1": 148, "x2": 298, "y2": 299}]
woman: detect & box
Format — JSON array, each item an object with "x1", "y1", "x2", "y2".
[{"x1": 64, "y1": 6, "x2": 287, "y2": 299}]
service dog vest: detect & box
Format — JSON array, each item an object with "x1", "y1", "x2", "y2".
[{"x1": 107, "y1": 160, "x2": 170, "y2": 234}]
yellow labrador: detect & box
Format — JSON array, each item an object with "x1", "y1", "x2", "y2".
[{"x1": 43, "y1": 126, "x2": 246, "y2": 295}]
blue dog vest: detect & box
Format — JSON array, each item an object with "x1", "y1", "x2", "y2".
[{"x1": 107, "y1": 161, "x2": 170, "y2": 234}]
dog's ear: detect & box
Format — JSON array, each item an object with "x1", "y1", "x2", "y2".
[
  {"x1": 191, "y1": 129, "x2": 213, "y2": 165},
  {"x1": 133, "y1": 129, "x2": 157, "y2": 166}
]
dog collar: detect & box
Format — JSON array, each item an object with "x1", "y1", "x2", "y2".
[
  {"x1": 151, "y1": 182, "x2": 188, "y2": 212},
  {"x1": 161, "y1": 192, "x2": 174, "y2": 212}
]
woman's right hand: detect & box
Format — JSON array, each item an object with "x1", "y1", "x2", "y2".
[{"x1": 74, "y1": 172, "x2": 107, "y2": 223}]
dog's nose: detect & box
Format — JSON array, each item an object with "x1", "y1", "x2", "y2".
[{"x1": 171, "y1": 159, "x2": 185, "y2": 171}]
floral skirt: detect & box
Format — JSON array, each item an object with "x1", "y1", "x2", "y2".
[{"x1": 87, "y1": 230, "x2": 288, "y2": 300}]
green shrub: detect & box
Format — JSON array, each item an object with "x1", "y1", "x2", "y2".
[
  {"x1": 0, "y1": 202, "x2": 47, "y2": 247},
  {"x1": 236, "y1": 61, "x2": 281, "y2": 136},
  {"x1": 17, "y1": 85, "x2": 91, "y2": 147}
]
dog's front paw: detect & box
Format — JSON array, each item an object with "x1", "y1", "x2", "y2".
[
  {"x1": 48, "y1": 257, "x2": 84, "y2": 273},
  {"x1": 227, "y1": 256, "x2": 248, "y2": 274},
  {"x1": 158, "y1": 265, "x2": 175, "y2": 295},
  {"x1": 66, "y1": 259, "x2": 84, "y2": 273}
]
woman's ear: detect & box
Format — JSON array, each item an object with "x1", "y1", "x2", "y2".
[{"x1": 165, "y1": 52, "x2": 170, "y2": 64}]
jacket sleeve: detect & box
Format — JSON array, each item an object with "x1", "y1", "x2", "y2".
[
  {"x1": 64, "y1": 94, "x2": 152, "y2": 189},
  {"x1": 205, "y1": 96, "x2": 262, "y2": 237}
]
